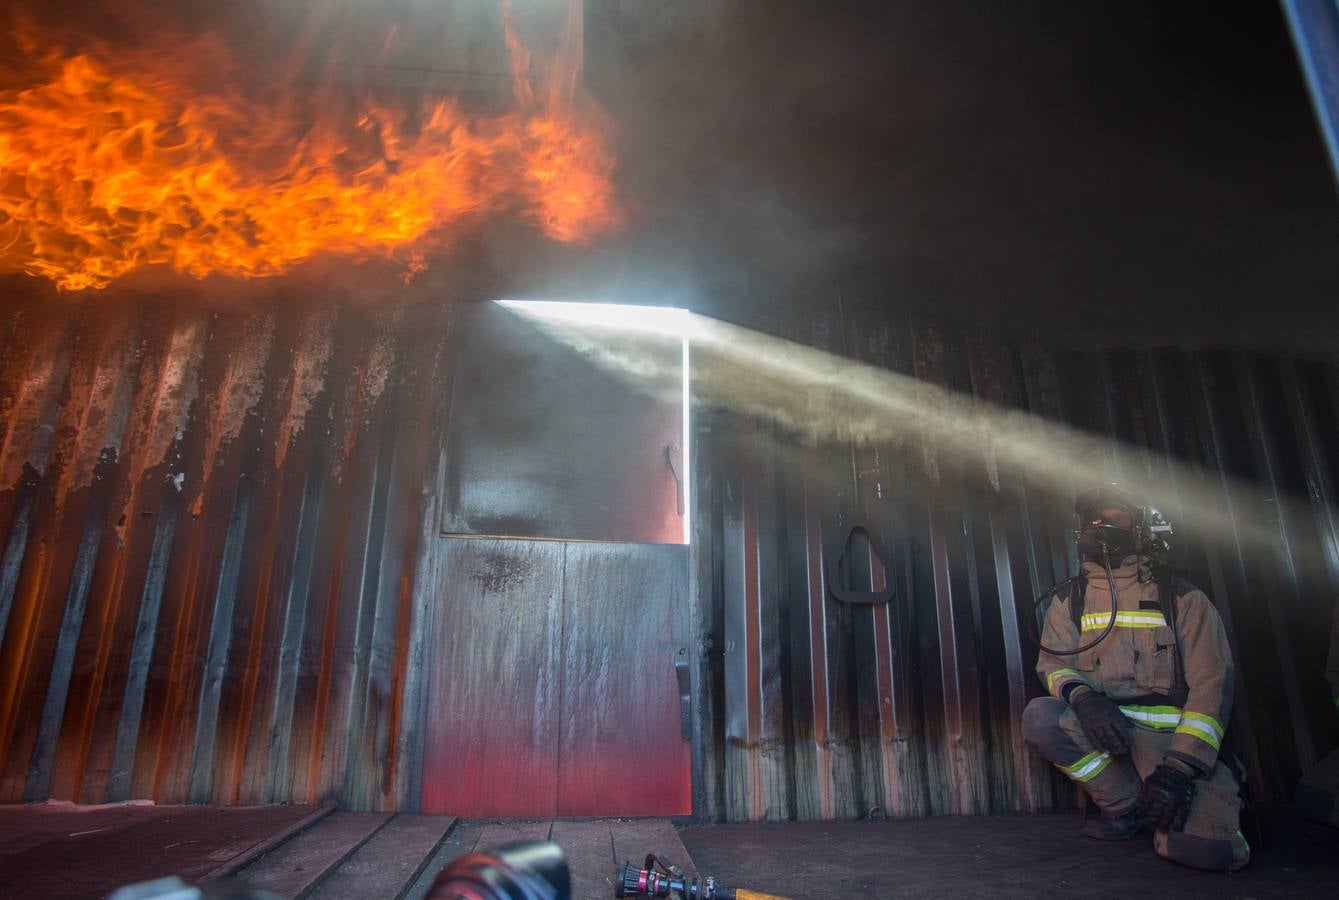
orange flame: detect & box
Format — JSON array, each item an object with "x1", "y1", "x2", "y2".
[{"x1": 0, "y1": 7, "x2": 619, "y2": 291}]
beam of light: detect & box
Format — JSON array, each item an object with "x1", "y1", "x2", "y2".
[
  {"x1": 499, "y1": 303, "x2": 1338, "y2": 584},
  {"x1": 497, "y1": 300, "x2": 694, "y2": 337}
]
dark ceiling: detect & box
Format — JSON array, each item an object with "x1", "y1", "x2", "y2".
[{"x1": 577, "y1": 1, "x2": 1339, "y2": 349}]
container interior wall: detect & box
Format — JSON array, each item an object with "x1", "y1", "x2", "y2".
[
  {"x1": 689, "y1": 303, "x2": 1339, "y2": 822},
  {"x1": 0, "y1": 293, "x2": 451, "y2": 810},
  {"x1": 0, "y1": 293, "x2": 1336, "y2": 816}
]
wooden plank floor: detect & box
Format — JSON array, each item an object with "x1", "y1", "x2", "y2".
[
  {"x1": 309, "y1": 814, "x2": 456, "y2": 899},
  {"x1": 551, "y1": 821, "x2": 619, "y2": 899},
  {"x1": 679, "y1": 807, "x2": 1339, "y2": 900},
  {"x1": 0, "y1": 806, "x2": 697, "y2": 900},
  {"x1": 406, "y1": 819, "x2": 698, "y2": 900},
  {"x1": 12, "y1": 804, "x2": 1339, "y2": 900},
  {"x1": 403, "y1": 821, "x2": 485, "y2": 900},
  {"x1": 233, "y1": 810, "x2": 393, "y2": 898},
  {"x1": 0, "y1": 803, "x2": 321, "y2": 900}
]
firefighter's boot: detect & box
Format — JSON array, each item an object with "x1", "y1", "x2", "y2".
[{"x1": 1083, "y1": 803, "x2": 1142, "y2": 841}]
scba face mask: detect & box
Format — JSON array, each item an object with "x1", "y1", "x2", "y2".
[{"x1": 1077, "y1": 520, "x2": 1136, "y2": 562}]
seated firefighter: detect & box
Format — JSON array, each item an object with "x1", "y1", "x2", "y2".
[{"x1": 1022, "y1": 485, "x2": 1250, "y2": 872}]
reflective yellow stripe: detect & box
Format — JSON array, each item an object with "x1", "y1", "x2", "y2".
[
  {"x1": 1080, "y1": 610, "x2": 1168, "y2": 632},
  {"x1": 1174, "y1": 711, "x2": 1223, "y2": 751},
  {"x1": 1180, "y1": 710, "x2": 1225, "y2": 740},
  {"x1": 1047, "y1": 668, "x2": 1081, "y2": 695},
  {"x1": 1118, "y1": 704, "x2": 1181, "y2": 729},
  {"x1": 1063, "y1": 751, "x2": 1113, "y2": 783}
]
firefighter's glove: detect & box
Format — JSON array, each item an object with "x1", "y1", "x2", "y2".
[
  {"x1": 1138, "y1": 764, "x2": 1196, "y2": 832},
  {"x1": 1071, "y1": 691, "x2": 1130, "y2": 755}
]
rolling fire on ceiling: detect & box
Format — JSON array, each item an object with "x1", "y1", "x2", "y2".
[{"x1": 0, "y1": 0, "x2": 620, "y2": 292}]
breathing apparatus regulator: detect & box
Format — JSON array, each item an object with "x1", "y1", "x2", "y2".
[{"x1": 1030, "y1": 484, "x2": 1174, "y2": 657}]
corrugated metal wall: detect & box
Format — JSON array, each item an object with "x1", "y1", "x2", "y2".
[
  {"x1": 0, "y1": 291, "x2": 450, "y2": 809},
  {"x1": 689, "y1": 304, "x2": 1339, "y2": 822},
  {"x1": 2, "y1": 291, "x2": 1337, "y2": 818}
]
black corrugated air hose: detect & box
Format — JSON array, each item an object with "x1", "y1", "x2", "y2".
[{"x1": 1027, "y1": 546, "x2": 1121, "y2": 657}]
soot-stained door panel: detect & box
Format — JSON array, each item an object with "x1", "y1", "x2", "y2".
[
  {"x1": 557, "y1": 541, "x2": 691, "y2": 816},
  {"x1": 420, "y1": 538, "x2": 690, "y2": 816},
  {"x1": 441, "y1": 301, "x2": 684, "y2": 544},
  {"x1": 420, "y1": 539, "x2": 563, "y2": 817}
]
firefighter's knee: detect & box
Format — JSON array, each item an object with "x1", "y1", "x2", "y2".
[
  {"x1": 1154, "y1": 829, "x2": 1249, "y2": 872},
  {"x1": 1022, "y1": 696, "x2": 1067, "y2": 746}
]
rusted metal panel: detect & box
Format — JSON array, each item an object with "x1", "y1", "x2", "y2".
[
  {"x1": 720, "y1": 419, "x2": 792, "y2": 821},
  {"x1": 0, "y1": 293, "x2": 449, "y2": 810}
]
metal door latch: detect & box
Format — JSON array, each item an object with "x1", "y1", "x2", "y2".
[{"x1": 664, "y1": 444, "x2": 685, "y2": 515}]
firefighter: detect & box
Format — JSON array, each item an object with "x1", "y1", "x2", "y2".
[{"x1": 1021, "y1": 485, "x2": 1250, "y2": 871}]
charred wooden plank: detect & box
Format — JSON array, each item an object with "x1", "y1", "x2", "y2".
[
  {"x1": 402, "y1": 820, "x2": 483, "y2": 900},
  {"x1": 205, "y1": 801, "x2": 337, "y2": 880},
  {"x1": 233, "y1": 810, "x2": 392, "y2": 898},
  {"x1": 549, "y1": 820, "x2": 618, "y2": 900},
  {"x1": 313, "y1": 813, "x2": 457, "y2": 900}
]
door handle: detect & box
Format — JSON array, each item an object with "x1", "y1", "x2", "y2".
[
  {"x1": 664, "y1": 443, "x2": 685, "y2": 515},
  {"x1": 675, "y1": 647, "x2": 691, "y2": 740}
]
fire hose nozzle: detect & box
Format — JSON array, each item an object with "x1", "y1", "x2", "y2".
[{"x1": 614, "y1": 857, "x2": 793, "y2": 900}]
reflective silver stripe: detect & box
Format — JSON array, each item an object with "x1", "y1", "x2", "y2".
[
  {"x1": 1179, "y1": 710, "x2": 1224, "y2": 739},
  {"x1": 1080, "y1": 611, "x2": 1167, "y2": 631},
  {"x1": 1175, "y1": 711, "x2": 1224, "y2": 751},
  {"x1": 1064, "y1": 751, "x2": 1112, "y2": 782}
]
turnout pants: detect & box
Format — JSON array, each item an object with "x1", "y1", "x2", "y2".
[{"x1": 1023, "y1": 697, "x2": 1249, "y2": 872}]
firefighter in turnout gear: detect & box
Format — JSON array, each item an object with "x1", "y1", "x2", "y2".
[{"x1": 1022, "y1": 486, "x2": 1250, "y2": 871}]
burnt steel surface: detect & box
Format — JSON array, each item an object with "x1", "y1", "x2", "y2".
[
  {"x1": 1, "y1": 291, "x2": 1337, "y2": 823},
  {"x1": 0, "y1": 293, "x2": 451, "y2": 810},
  {"x1": 678, "y1": 806, "x2": 1339, "y2": 899}
]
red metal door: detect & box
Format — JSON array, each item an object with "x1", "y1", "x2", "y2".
[
  {"x1": 419, "y1": 300, "x2": 692, "y2": 816},
  {"x1": 419, "y1": 538, "x2": 690, "y2": 816}
]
